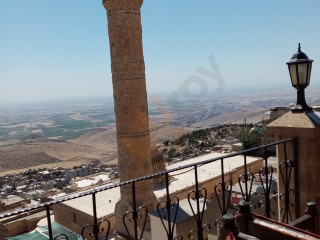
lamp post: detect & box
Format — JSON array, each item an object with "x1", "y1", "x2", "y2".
[{"x1": 286, "y1": 43, "x2": 313, "y2": 111}]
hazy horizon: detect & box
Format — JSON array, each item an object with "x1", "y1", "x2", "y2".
[
  {"x1": 0, "y1": 84, "x2": 296, "y2": 106},
  {"x1": 2, "y1": 83, "x2": 320, "y2": 108}
]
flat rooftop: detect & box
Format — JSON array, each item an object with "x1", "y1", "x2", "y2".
[
  {"x1": 0, "y1": 195, "x2": 25, "y2": 205},
  {"x1": 59, "y1": 152, "x2": 261, "y2": 218},
  {"x1": 75, "y1": 174, "x2": 110, "y2": 188}
]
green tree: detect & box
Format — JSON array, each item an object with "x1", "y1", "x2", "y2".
[
  {"x1": 238, "y1": 128, "x2": 258, "y2": 150},
  {"x1": 168, "y1": 148, "x2": 176, "y2": 158},
  {"x1": 175, "y1": 134, "x2": 187, "y2": 146},
  {"x1": 55, "y1": 181, "x2": 64, "y2": 190}
]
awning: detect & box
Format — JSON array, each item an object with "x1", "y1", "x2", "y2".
[{"x1": 8, "y1": 222, "x2": 82, "y2": 240}]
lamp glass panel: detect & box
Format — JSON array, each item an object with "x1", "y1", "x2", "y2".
[
  {"x1": 298, "y1": 63, "x2": 308, "y2": 85},
  {"x1": 307, "y1": 63, "x2": 312, "y2": 85},
  {"x1": 289, "y1": 64, "x2": 297, "y2": 86}
]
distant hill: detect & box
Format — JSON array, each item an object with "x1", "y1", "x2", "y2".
[
  {"x1": 149, "y1": 123, "x2": 193, "y2": 145},
  {"x1": 71, "y1": 123, "x2": 193, "y2": 148},
  {"x1": 0, "y1": 151, "x2": 60, "y2": 172},
  {"x1": 0, "y1": 123, "x2": 191, "y2": 173},
  {"x1": 71, "y1": 127, "x2": 117, "y2": 149},
  {"x1": 191, "y1": 107, "x2": 268, "y2": 128},
  {"x1": 0, "y1": 138, "x2": 108, "y2": 173}
]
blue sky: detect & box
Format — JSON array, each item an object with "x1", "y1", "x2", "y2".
[{"x1": 1, "y1": 1, "x2": 320, "y2": 103}]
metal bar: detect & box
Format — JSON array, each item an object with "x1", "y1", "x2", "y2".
[
  {"x1": 46, "y1": 205, "x2": 53, "y2": 240},
  {"x1": 194, "y1": 165, "x2": 203, "y2": 240},
  {"x1": 244, "y1": 154, "x2": 248, "y2": 201},
  {"x1": 293, "y1": 138, "x2": 300, "y2": 218},
  {"x1": 165, "y1": 172, "x2": 173, "y2": 240},
  {"x1": 221, "y1": 158, "x2": 226, "y2": 214},
  {"x1": 284, "y1": 142, "x2": 290, "y2": 223},
  {"x1": 92, "y1": 193, "x2": 99, "y2": 240},
  {"x1": 264, "y1": 147, "x2": 271, "y2": 218},
  {"x1": 132, "y1": 181, "x2": 138, "y2": 240}
]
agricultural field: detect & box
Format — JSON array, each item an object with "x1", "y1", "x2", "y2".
[{"x1": 0, "y1": 98, "x2": 116, "y2": 145}]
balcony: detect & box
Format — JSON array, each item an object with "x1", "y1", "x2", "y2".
[{"x1": 0, "y1": 138, "x2": 319, "y2": 240}]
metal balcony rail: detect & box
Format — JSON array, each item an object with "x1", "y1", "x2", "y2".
[{"x1": 0, "y1": 138, "x2": 295, "y2": 240}]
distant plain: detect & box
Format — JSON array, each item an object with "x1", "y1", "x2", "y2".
[{"x1": 1, "y1": 87, "x2": 320, "y2": 175}]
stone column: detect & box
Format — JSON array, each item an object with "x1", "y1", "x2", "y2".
[
  {"x1": 103, "y1": 0, "x2": 157, "y2": 238},
  {"x1": 266, "y1": 111, "x2": 320, "y2": 223}
]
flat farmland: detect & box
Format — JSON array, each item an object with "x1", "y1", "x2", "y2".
[
  {"x1": 1, "y1": 88, "x2": 320, "y2": 173},
  {"x1": 0, "y1": 98, "x2": 116, "y2": 145}
]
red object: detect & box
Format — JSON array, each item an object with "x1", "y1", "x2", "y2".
[{"x1": 233, "y1": 197, "x2": 240, "y2": 204}]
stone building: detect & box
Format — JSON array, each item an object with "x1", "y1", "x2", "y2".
[{"x1": 0, "y1": 209, "x2": 50, "y2": 239}]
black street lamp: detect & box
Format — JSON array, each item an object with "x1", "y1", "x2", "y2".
[{"x1": 286, "y1": 43, "x2": 313, "y2": 111}]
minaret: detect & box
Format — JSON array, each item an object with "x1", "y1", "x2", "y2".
[{"x1": 103, "y1": 0, "x2": 156, "y2": 238}]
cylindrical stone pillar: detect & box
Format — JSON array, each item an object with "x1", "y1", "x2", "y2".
[{"x1": 103, "y1": 0, "x2": 157, "y2": 238}]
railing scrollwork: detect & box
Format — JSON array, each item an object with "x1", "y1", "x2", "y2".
[{"x1": 81, "y1": 219, "x2": 110, "y2": 240}]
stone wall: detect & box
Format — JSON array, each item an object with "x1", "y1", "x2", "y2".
[
  {"x1": 0, "y1": 209, "x2": 47, "y2": 238},
  {"x1": 53, "y1": 203, "x2": 116, "y2": 240}
]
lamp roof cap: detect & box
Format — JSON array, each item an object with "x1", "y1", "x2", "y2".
[{"x1": 287, "y1": 43, "x2": 313, "y2": 64}]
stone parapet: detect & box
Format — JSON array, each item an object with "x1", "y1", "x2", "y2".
[{"x1": 267, "y1": 110, "x2": 320, "y2": 219}]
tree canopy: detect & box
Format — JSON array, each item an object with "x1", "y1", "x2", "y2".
[{"x1": 238, "y1": 127, "x2": 258, "y2": 150}]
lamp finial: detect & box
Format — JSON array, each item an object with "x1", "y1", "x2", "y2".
[{"x1": 298, "y1": 43, "x2": 301, "y2": 52}]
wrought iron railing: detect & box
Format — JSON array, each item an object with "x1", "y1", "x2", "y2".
[{"x1": 0, "y1": 138, "x2": 296, "y2": 240}]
